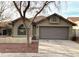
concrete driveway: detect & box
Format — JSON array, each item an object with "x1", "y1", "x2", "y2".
[
  {"x1": 38, "y1": 40, "x2": 79, "y2": 57},
  {"x1": 0, "y1": 40, "x2": 79, "y2": 57}
]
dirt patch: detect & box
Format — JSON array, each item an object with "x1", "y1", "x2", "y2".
[{"x1": 0, "y1": 41, "x2": 38, "y2": 53}]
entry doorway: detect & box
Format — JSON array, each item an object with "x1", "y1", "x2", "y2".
[{"x1": 3, "y1": 30, "x2": 7, "y2": 35}]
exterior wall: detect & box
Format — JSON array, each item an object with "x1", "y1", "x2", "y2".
[
  {"x1": 69, "y1": 26, "x2": 74, "y2": 40},
  {"x1": 76, "y1": 29, "x2": 79, "y2": 37},
  {"x1": 0, "y1": 28, "x2": 4, "y2": 35},
  {"x1": 73, "y1": 25, "x2": 79, "y2": 37},
  {"x1": 36, "y1": 17, "x2": 74, "y2": 40}
]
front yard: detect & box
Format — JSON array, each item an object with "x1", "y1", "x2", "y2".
[{"x1": 0, "y1": 37, "x2": 79, "y2": 56}]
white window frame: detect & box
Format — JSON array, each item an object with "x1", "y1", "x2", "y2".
[{"x1": 50, "y1": 16, "x2": 59, "y2": 23}]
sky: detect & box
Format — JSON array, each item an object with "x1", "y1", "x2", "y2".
[
  {"x1": 60, "y1": 1, "x2": 79, "y2": 18},
  {"x1": 1, "y1": 1, "x2": 79, "y2": 20}
]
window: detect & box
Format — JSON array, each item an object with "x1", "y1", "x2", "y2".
[
  {"x1": 3, "y1": 29, "x2": 7, "y2": 35},
  {"x1": 50, "y1": 16, "x2": 59, "y2": 23},
  {"x1": 18, "y1": 24, "x2": 26, "y2": 35},
  {"x1": 2, "y1": 29, "x2": 12, "y2": 36},
  {"x1": 7, "y1": 29, "x2": 12, "y2": 36}
]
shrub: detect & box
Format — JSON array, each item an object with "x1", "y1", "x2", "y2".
[{"x1": 72, "y1": 36, "x2": 77, "y2": 41}]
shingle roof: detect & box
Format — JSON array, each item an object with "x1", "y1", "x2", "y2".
[
  {"x1": 51, "y1": 13, "x2": 76, "y2": 26},
  {"x1": 0, "y1": 13, "x2": 77, "y2": 27},
  {"x1": 12, "y1": 17, "x2": 29, "y2": 23},
  {"x1": 33, "y1": 13, "x2": 76, "y2": 26},
  {"x1": 0, "y1": 19, "x2": 12, "y2": 27},
  {"x1": 68, "y1": 17, "x2": 79, "y2": 22},
  {"x1": 30, "y1": 16, "x2": 46, "y2": 23}
]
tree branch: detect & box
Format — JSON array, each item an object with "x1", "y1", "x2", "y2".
[
  {"x1": 13, "y1": 1, "x2": 23, "y2": 17},
  {"x1": 23, "y1": 1, "x2": 30, "y2": 18},
  {"x1": 20, "y1": 1, "x2": 22, "y2": 11},
  {"x1": 31, "y1": 1, "x2": 52, "y2": 24}
]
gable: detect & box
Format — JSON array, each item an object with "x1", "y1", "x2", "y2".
[
  {"x1": 49, "y1": 14, "x2": 60, "y2": 23},
  {"x1": 36, "y1": 13, "x2": 76, "y2": 26},
  {"x1": 37, "y1": 17, "x2": 71, "y2": 26},
  {"x1": 12, "y1": 17, "x2": 31, "y2": 26}
]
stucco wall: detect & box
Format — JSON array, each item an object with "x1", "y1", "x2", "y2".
[{"x1": 73, "y1": 25, "x2": 79, "y2": 37}]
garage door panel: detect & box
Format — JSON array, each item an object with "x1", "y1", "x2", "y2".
[{"x1": 39, "y1": 27, "x2": 69, "y2": 40}]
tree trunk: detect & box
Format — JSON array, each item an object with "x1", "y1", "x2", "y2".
[
  {"x1": 22, "y1": 18, "x2": 30, "y2": 46},
  {"x1": 27, "y1": 28, "x2": 30, "y2": 46},
  {"x1": 32, "y1": 22, "x2": 36, "y2": 40}
]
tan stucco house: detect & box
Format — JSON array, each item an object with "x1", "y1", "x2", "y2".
[
  {"x1": 0, "y1": 13, "x2": 76, "y2": 42},
  {"x1": 68, "y1": 17, "x2": 79, "y2": 37}
]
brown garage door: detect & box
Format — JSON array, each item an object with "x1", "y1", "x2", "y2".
[{"x1": 39, "y1": 26, "x2": 69, "y2": 40}]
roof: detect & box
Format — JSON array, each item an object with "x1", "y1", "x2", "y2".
[
  {"x1": 49, "y1": 13, "x2": 76, "y2": 26},
  {"x1": 30, "y1": 16, "x2": 46, "y2": 23},
  {"x1": 0, "y1": 22, "x2": 8, "y2": 27},
  {"x1": 34, "y1": 13, "x2": 76, "y2": 26},
  {"x1": 12, "y1": 17, "x2": 30, "y2": 23},
  {"x1": 0, "y1": 18, "x2": 12, "y2": 22},
  {"x1": 0, "y1": 19, "x2": 12, "y2": 27},
  {"x1": 0, "y1": 13, "x2": 77, "y2": 27},
  {"x1": 68, "y1": 17, "x2": 79, "y2": 22}
]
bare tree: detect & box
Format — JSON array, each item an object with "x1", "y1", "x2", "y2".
[
  {"x1": 13, "y1": 1, "x2": 61, "y2": 46},
  {"x1": 0, "y1": 1, "x2": 7, "y2": 19},
  {"x1": 0, "y1": 1, "x2": 13, "y2": 20}
]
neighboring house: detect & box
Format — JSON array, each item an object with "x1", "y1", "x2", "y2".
[
  {"x1": 0, "y1": 13, "x2": 76, "y2": 43},
  {"x1": 0, "y1": 19, "x2": 12, "y2": 36},
  {"x1": 68, "y1": 17, "x2": 79, "y2": 37}
]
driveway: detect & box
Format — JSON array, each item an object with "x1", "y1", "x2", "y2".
[
  {"x1": 38, "y1": 40, "x2": 79, "y2": 57},
  {"x1": 0, "y1": 40, "x2": 79, "y2": 57}
]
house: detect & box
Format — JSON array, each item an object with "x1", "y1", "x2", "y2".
[
  {"x1": 68, "y1": 17, "x2": 79, "y2": 37},
  {"x1": 0, "y1": 19, "x2": 12, "y2": 36},
  {"x1": 0, "y1": 13, "x2": 76, "y2": 43},
  {"x1": 34, "y1": 13, "x2": 76, "y2": 40}
]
